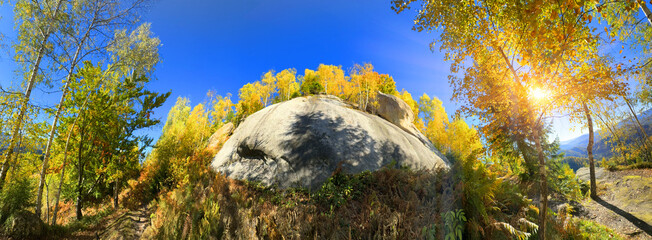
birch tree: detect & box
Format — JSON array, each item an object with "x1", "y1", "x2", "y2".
[
  {"x1": 0, "y1": 0, "x2": 65, "y2": 191},
  {"x1": 34, "y1": 0, "x2": 154, "y2": 218}
]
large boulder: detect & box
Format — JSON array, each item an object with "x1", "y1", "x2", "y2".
[
  {"x1": 368, "y1": 92, "x2": 433, "y2": 148},
  {"x1": 368, "y1": 92, "x2": 415, "y2": 132},
  {"x1": 4, "y1": 210, "x2": 44, "y2": 239},
  {"x1": 207, "y1": 122, "x2": 235, "y2": 150},
  {"x1": 211, "y1": 95, "x2": 449, "y2": 189}
]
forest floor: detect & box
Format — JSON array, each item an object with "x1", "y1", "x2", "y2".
[
  {"x1": 64, "y1": 205, "x2": 152, "y2": 240},
  {"x1": 577, "y1": 167, "x2": 652, "y2": 240}
]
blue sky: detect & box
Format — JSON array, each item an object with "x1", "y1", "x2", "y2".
[{"x1": 0, "y1": 0, "x2": 587, "y2": 144}]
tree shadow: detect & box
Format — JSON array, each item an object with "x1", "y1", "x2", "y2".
[
  {"x1": 277, "y1": 111, "x2": 406, "y2": 188},
  {"x1": 593, "y1": 196, "x2": 652, "y2": 236}
]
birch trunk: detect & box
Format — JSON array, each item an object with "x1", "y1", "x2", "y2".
[
  {"x1": 583, "y1": 103, "x2": 597, "y2": 199},
  {"x1": 0, "y1": 0, "x2": 64, "y2": 191},
  {"x1": 35, "y1": 11, "x2": 97, "y2": 218}
]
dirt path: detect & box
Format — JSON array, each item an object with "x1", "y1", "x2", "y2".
[
  {"x1": 99, "y1": 206, "x2": 152, "y2": 240},
  {"x1": 577, "y1": 167, "x2": 652, "y2": 240}
]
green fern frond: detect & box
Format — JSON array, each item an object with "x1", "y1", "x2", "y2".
[
  {"x1": 493, "y1": 222, "x2": 532, "y2": 240},
  {"x1": 518, "y1": 217, "x2": 538, "y2": 233}
]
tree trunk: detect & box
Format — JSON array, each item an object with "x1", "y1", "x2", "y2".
[
  {"x1": 45, "y1": 178, "x2": 50, "y2": 221},
  {"x1": 0, "y1": 0, "x2": 64, "y2": 191},
  {"x1": 639, "y1": 1, "x2": 652, "y2": 26},
  {"x1": 35, "y1": 23, "x2": 94, "y2": 218},
  {"x1": 583, "y1": 103, "x2": 597, "y2": 199},
  {"x1": 51, "y1": 94, "x2": 93, "y2": 225},
  {"x1": 76, "y1": 126, "x2": 85, "y2": 220},
  {"x1": 533, "y1": 126, "x2": 548, "y2": 240},
  {"x1": 113, "y1": 180, "x2": 119, "y2": 209},
  {"x1": 51, "y1": 123, "x2": 76, "y2": 225}
]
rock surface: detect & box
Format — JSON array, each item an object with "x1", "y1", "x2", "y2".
[
  {"x1": 576, "y1": 167, "x2": 606, "y2": 182},
  {"x1": 368, "y1": 92, "x2": 433, "y2": 148},
  {"x1": 211, "y1": 95, "x2": 449, "y2": 189},
  {"x1": 368, "y1": 92, "x2": 415, "y2": 132},
  {"x1": 4, "y1": 210, "x2": 43, "y2": 239},
  {"x1": 207, "y1": 122, "x2": 235, "y2": 150}
]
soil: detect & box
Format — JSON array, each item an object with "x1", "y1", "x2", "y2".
[
  {"x1": 64, "y1": 206, "x2": 152, "y2": 240},
  {"x1": 576, "y1": 167, "x2": 652, "y2": 240}
]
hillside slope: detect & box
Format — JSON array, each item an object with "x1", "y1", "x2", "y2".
[
  {"x1": 561, "y1": 108, "x2": 652, "y2": 159},
  {"x1": 576, "y1": 167, "x2": 652, "y2": 239}
]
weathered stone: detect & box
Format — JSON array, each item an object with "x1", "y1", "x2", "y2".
[
  {"x1": 368, "y1": 92, "x2": 414, "y2": 131},
  {"x1": 211, "y1": 95, "x2": 449, "y2": 189},
  {"x1": 368, "y1": 92, "x2": 435, "y2": 150},
  {"x1": 5, "y1": 210, "x2": 43, "y2": 239},
  {"x1": 207, "y1": 122, "x2": 235, "y2": 150},
  {"x1": 576, "y1": 167, "x2": 606, "y2": 182}
]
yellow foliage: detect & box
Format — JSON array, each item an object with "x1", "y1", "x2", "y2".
[
  {"x1": 418, "y1": 94, "x2": 482, "y2": 159},
  {"x1": 210, "y1": 94, "x2": 234, "y2": 129},
  {"x1": 276, "y1": 68, "x2": 299, "y2": 102},
  {"x1": 316, "y1": 64, "x2": 348, "y2": 96}
]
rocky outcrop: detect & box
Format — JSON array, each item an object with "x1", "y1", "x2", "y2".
[
  {"x1": 4, "y1": 210, "x2": 44, "y2": 239},
  {"x1": 207, "y1": 122, "x2": 235, "y2": 150},
  {"x1": 211, "y1": 95, "x2": 449, "y2": 189},
  {"x1": 368, "y1": 92, "x2": 434, "y2": 150},
  {"x1": 368, "y1": 92, "x2": 415, "y2": 133}
]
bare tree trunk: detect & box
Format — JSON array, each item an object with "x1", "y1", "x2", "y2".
[
  {"x1": 113, "y1": 180, "x2": 119, "y2": 209},
  {"x1": 45, "y1": 177, "x2": 50, "y2": 221},
  {"x1": 36, "y1": 13, "x2": 96, "y2": 217},
  {"x1": 76, "y1": 125, "x2": 85, "y2": 221},
  {"x1": 533, "y1": 126, "x2": 548, "y2": 240},
  {"x1": 639, "y1": 1, "x2": 652, "y2": 26},
  {"x1": 583, "y1": 103, "x2": 597, "y2": 199},
  {"x1": 0, "y1": 0, "x2": 64, "y2": 191}
]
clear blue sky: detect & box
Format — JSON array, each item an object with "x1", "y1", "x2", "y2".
[{"x1": 0, "y1": 0, "x2": 585, "y2": 144}]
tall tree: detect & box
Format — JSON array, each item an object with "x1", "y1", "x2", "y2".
[
  {"x1": 35, "y1": 0, "x2": 154, "y2": 218},
  {"x1": 316, "y1": 64, "x2": 348, "y2": 96},
  {"x1": 260, "y1": 70, "x2": 277, "y2": 107},
  {"x1": 1, "y1": 0, "x2": 64, "y2": 191},
  {"x1": 391, "y1": 0, "x2": 620, "y2": 238},
  {"x1": 276, "y1": 68, "x2": 300, "y2": 102}
]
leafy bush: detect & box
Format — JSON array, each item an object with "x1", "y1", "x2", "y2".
[
  {"x1": 441, "y1": 209, "x2": 466, "y2": 240},
  {"x1": 547, "y1": 157, "x2": 583, "y2": 201},
  {"x1": 0, "y1": 176, "x2": 35, "y2": 223},
  {"x1": 300, "y1": 75, "x2": 324, "y2": 95},
  {"x1": 313, "y1": 171, "x2": 370, "y2": 213}
]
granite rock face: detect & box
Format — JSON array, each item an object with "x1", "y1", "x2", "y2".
[
  {"x1": 207, "y1": 122, "x2": 235, "y2": 150},
  {"x1": 211, "y1": 95, "x2": 449, "y2": 189},
  {"x1": 368, "y1": 92, "x2": 435, "y2": 150}
]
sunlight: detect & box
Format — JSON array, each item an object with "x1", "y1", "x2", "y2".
[{"x1": 529, "y1": 87, "x2": 551, "y2": 102}]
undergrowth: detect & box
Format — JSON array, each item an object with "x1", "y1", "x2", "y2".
[{"x1": 146, "y1": 151, "x2": 562, "y2": 239}]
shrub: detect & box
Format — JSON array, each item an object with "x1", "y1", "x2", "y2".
[
  {"x1": 300, "y1": 75, "x2": 324, "y2": 95},
  {"x1": 0, "y1": 176, "x2": 35, "y2": 223},
  {"x1": 441, "y1": 209, "x2": 466, "y2": 240},
  {"x1": 313, "y1": 171, "x2": 371, "y2": 213}
]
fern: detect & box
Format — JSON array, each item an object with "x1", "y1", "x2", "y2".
[{"x1": 493, "y1": 222, "x2": 532, "y2": 240}]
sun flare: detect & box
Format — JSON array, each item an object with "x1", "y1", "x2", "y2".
[{"x1": 529, "y1": 87, "x2": 551, "y2": 102}]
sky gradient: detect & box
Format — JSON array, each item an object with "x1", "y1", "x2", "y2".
[{"x1": 0, "y1": 0, "x2": 586, "y2": 144}]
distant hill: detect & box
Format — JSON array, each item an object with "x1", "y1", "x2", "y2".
[{"x1": 560, "y1": 108, "x2": 652, "y2": 160}]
